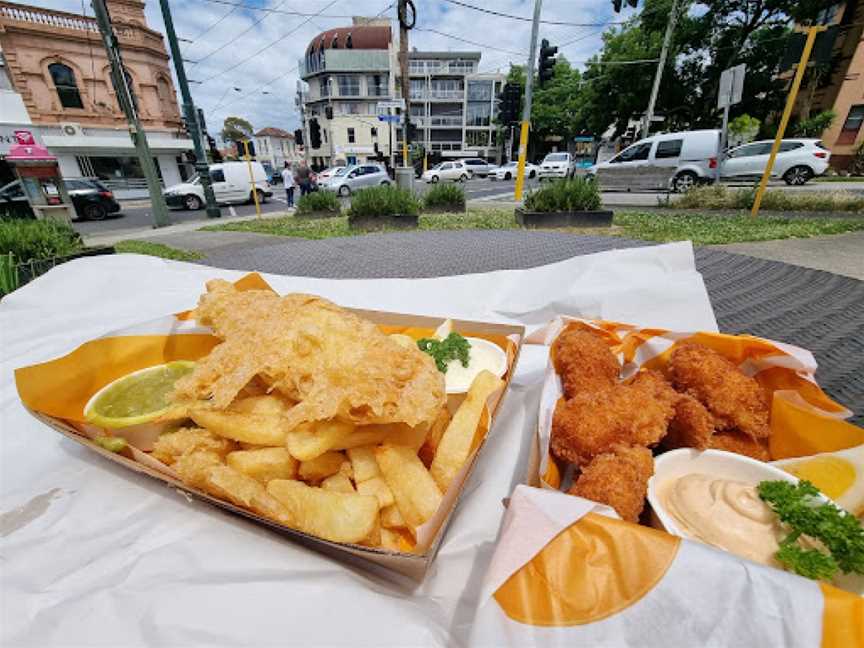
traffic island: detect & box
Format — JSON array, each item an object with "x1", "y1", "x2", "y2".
[
  {"x1": 517, "y1": 176, "x2": 608, "y2": 229},
  {"x1": 346, "y1": 185, "x2": 422, "y2": 231}
]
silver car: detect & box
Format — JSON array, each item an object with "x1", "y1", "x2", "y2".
[
  {"x1": 460, "y1": 158, "x2": 495, "y2": 177},
  {"x1": 323, "y1": 163, "x2": 391, "y2": 196}
]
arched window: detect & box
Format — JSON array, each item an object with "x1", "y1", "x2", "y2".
[
  {"x1": 48, "y1": 63, "x2": 83, "y2": 109},
  {"x1": 156, "y1": 76, "x2": 173, "y2": 116}
]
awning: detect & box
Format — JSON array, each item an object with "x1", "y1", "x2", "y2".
[{"x1": 41, "y1": 134, "x2": 194, "y2": 155}]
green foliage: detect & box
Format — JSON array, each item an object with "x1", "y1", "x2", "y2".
[
  {"x1": 296, "y1": 190, "x2": 341, "y2": 215},
  {"x1": 849, "y1": 141, "x2": 864, "y2": 177},
  {"x1": 523, "y1": 178, "x2": 601, "y2": 212},
  {"x1": 728, "y1": 114, "x2": 761, "y2": 145},
  {"x1": 674, "y1": 184, "x2": 864, "y2": 213},
  {"x1": 346, "y1": 185, "x2": 421, "y2": 219},
  {"x1": 423, "y1": 183, "x2": 465, "y2": 210},
  {"x1": 114, "y1": 240, "x2": 203, "y2": 262},
  {"x1": 0, "y1": 218, "x2": 83, "y2": 262},
  {"x1": 220, "y1": 116, "x2": 254, "y2": 143},
  {"x1": 0, "y1": 252, "x2": 19, "y2": 296},
  {"x1": 793, "y1": 110, "x2": 836, "y2": 138}
]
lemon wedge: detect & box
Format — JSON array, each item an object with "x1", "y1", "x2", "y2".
[{"x1": 84, "y1": 361, "x2": 195, "y2": 429}]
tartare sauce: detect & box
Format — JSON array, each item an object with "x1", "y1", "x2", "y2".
[
  {"x1": 662, "y1": 473, "x2": 786, "y2": 567},
  {"x1": 444, "y1": 337, "x2": 507, "y2": 393}
]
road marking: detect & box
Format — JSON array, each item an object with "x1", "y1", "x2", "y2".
[
  {"x1": 228, "y1": 205, "x2": 237, "y2": 217},
  {"x1": 472, "y1": 192, "x2": 519, "y2": 202}
]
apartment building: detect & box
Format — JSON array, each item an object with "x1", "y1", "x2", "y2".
[
  {"x1": 298, "y1": 17, "x2": 396, "y2": 168},
  {"x1": 405, "y1": 52, "x2": 504, "y2": 159},
  {"x1": 792, "y1": 2, "x2": 864, "y2": 171},
  {"x1": 254, "y1": 127, "x2": 301, "y2": 173}
]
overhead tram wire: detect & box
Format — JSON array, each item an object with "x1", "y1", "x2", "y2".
[
  {"x1": 195, "y1": 0, "x2": 368, "y2": 20},
  {"x1": 415, "y1": 29, "x2": 527, "y2": 57},
  {"x1": 185, "y1": 1, "x2": 241, "y2": 47},
  {"x1": 193, "y1": 0, "x2": 295, "y2": 67},
  {"x1": 439, "y1": 0, "x2": 628, "y2": 27}
]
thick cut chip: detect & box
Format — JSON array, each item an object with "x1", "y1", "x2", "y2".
[
  {"x1": 171, "y1": 282, "x2": 446, "y2": 431},
  {"x1": 226, "y1": 447, "x2": 298, "y2": 483},
  {"x1": 285, "y1": 420, "x2": 355, "y2": 461},
  {"x1": 430, "y1": 370, "x2": 503, "y2": 492},
  {"x1": 360, "y1": 514, "x2": 382, "y2": 547},
  {"x1": 334, "y1": 423, "x2": 427, "y2": 452},
  {"x1": 380, "y1": 504, "x2": 407, "y2": 530},
  {"x1": 267, "y1": 479, "x2": 379, "y2": 544},
  {"x1": 375, "y1": 444, "x2": 443, "y2": 528},
  {"x1": 321, "y1": 473, "x2": 355, "y2": 493},
  {"x1": 190, "y1": 409, "x2": 287, "y2": 446},
  {"x1": 381, "y1": 527, "x2": 402, "y2": 551},
  {"x1": 298, "y1": 451, "x2": 345, "y2": 483},
  {"x1": 204, "y1": 465, "x2": 296, "y2": 527},
  {"x1": 419, "y1": 406, "x2": 452, "y2": 466},
  {"x1": 152, "y1": 427, "x2": 236, "y2": 465},
  {"x1": 347, "y1": 446, "x2": 381, "y2": 483},
  {"x1": 357, "y1": 476, "x2": 395, "y2": 509}
]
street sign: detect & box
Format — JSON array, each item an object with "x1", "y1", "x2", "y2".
[
  {"x1": 718, "y1": 64, "x2": 745, "y2": 109},
  {"x1": 377, "y1": 114, "x2": 402, "y2": 124},
  {"x1": 377, "y1": 99, "x2": 405, "y2": 110}
]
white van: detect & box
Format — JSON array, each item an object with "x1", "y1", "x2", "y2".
[
  {"x1": 163, "y1": 161, "x2": 272, "y2": 210},
  {"x1": 588, "y1": 130, "x2": 721, "y2": 192}
]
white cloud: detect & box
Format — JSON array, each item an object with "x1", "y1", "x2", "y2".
[{"x1": 22, "y1": 0, "x2": 638, "y2": 133}]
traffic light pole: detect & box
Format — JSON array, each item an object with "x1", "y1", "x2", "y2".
[
  {"x1": 641, "y1": 0, "x2": 679, "y2": 139},
  {"x1": 159, "y1": 0, "x2": 220, "y2": 218},
  {"x1": 91, "y1": 0, "x2": 170, "y2": 228},
  {"x1": 514, "y1": 0, "x2": 543, "y2": 202}
]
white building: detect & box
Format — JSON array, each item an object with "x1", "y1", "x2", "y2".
[{"x1": 254, "y1": 127, "x2": 301, "y2": 173}]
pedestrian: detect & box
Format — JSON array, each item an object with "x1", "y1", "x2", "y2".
[
  {"x1": 296, "y1": 161, "x2": 312, "y2": 196},
  {"x1": 281, "y1": 162, "x2": 296, "y2": 207}
]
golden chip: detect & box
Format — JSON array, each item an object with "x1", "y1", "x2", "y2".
[
  {"x1": 375, "y1": 444, "x2": 443, "y2": 528},
  {"x1": 285, "y1": 420, "x2": 355, "y2": 461},
  {"x1": 380, "y1": 504, "x2": 407, "y2": 530},
  {"x1": 190, "y1": 409, "x2": 287, "y2": 446},
  {"x1": 356, "y1": 476, "x2": 395, "y2": 509},
  {"x1": 298, "y1": 451, "x2": 345, "y2": 483},
  {"x1": 226, "y1": 447, "x2": 297, "y2": 483},
  {"x1": 321, "y1": 473, "x2": 355, "y2": 493},
  {"x1": 347, "y1": 446, "x2": 380, "y2": 483}
]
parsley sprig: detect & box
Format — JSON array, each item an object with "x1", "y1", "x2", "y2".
[
  {"x1": 417, "y1": 332, "x2": 471, "y2": 373},
  {"x1": 757, "y1": 479, "x2": 864, "y2": 581}
]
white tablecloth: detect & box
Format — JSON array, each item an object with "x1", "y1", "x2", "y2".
[{"x1": 0, "y1": 242, "x2": 716, "y2": 647}]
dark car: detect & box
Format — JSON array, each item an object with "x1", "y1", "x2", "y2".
[{"x1": 0, "y1": 178, "x2": 121, "y2": 221}]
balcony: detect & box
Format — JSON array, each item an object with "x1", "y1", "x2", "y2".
[
  {"x1": 408, "y1": 62, "x2": 477, "y2": 76},
  {"x1": 410, "y1": 90, "x2": 464, "y2": 101},
  {"x1": 415, "y1": 116, "x2": 463, "y2": 128},
  {"x1": 299, "y1": 50, "x2": 390, "y2": 78}
]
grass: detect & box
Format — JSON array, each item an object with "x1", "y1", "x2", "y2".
[
  {"x1": 673, "y1": 185, "x2": 864, "y2": 213},
  {"x1": 114, "y1": 240, "x2": 203, "y2": 261},
  {"x1": 0, "y1": 218, "x2": 82, "y2": 262},
  {"x1": 202, "y1": 207, "x2": 864, "y2": 245}
]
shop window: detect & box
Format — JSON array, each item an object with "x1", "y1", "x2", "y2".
[
  {"x1": 347, "y1": 128, "x2": 356, "y2": 143},
  {"x1": 48, "y1": 63, "x2": 84, "y2": 109}
]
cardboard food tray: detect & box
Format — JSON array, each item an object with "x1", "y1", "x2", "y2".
[{"x1": 15, "y1": 284, "x2": 525, "y2": 580}]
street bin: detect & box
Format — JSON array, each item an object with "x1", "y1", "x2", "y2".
[{"x1": 395, "y1": 166, "x2": 414, "y2": 192}]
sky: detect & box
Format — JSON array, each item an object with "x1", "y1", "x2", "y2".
[{"x1": 30, "y1": 0, "x2": 642, "y2": 134}]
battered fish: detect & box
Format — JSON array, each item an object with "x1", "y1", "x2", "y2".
[
  {"x1": 550, "y1": 370, "x2": 676, "y2": 465},
  {"x1": 568, "y1": 445, "x2": 654, "y2": 523},
  {"x1": 172, "y1": 280, "x2": 446, "y2": 430},
  {"x1": 551, "y1": 325, "x2": 620, "y2": 399},
  {"x1": 669, "y1": 343, "x2": 770, "y2": 440}
]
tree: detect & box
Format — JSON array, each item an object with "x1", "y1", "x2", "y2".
[
  {"x1": 728, "y1": 114, "x2": 760, "y2": 145},
  {"x1": 220, "y1": 116, "x2": 254, "y2": 143},
  {"x1": 792, "y1": 110, "x2": 836, "y2": 137}
]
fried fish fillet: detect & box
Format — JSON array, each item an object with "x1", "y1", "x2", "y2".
[
  {"x1": 172, "y1": 280, "x2": 445, "y2": 430},
  {"x1": 568, "y1": 445, "x2": 654, "y2": 523},
  {"x1": 669, "y1": 343, "x2": 770, "y2": 440},
  {"x1": 551, "y1": 325, "x2": 620, "y2": 399}
]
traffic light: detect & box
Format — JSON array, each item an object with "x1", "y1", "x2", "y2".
[
  {"x1": 496, "y1": 83, "x2": 522, "y2": 125},
  {"x1": 612, "y1": 0, "x2": 638, "y2": 13},
  {"x1": 325, "y1": 105, "x2": 333, "y2": 120},
  {"x1": 294, "y1": 128, "x2": 304, "y2": 146},
  {"x1": 309, "y1": 119, "x2": 321, "y2": 149},
  {"x1": 235, "y1": 139, "x2": 256, "y2": 158},
  {"x1": 538, "y1": 39, "x2": 558, "y2": 87}
]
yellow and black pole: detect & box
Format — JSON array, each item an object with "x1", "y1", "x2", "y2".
[
  {"x1": 243, "y1": 140, "x2": 261, "y2": 219},
  {"x1": 751, "y1": 25, "x2": 826, "y2": 218},
  {"x1": 514, "y1": 0, "x2": 543, "y2": 202}
]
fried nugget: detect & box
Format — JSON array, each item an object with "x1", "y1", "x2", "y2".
[
  {"x1": 551, "y1": 325, "x2": 620, "y2": 399},
  {"x1": 709, "y1": 429, "x2": 771, "y2": 462},
  {"x1": 669, "y1": 343, "x2": 770, "y2": 440},
  {"x1": 550, "y1": 372, "x2": 676, "y2": 466},
  {"x1": 568, "y1": 446, "x2": 654, "y2": 523},
  {"x1": 662, "y1": 394, "x2": 716, "y2": 450}
]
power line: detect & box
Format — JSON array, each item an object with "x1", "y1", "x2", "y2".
[
  {"x1": 415, "y1": 28, "x2": 527, "y2": 56},
  {"x1": 440, "y1": 0, "x2": 627, "y2": 28},
  {"x1": 194, "y1": 0, "x2": 366, "y2": 20},
  {"x1": 185, "y1": 2, "x2": 240, "y2": 47},
  {"x1": 194, "y1": 0, "x2": 294, "y2": 67}
]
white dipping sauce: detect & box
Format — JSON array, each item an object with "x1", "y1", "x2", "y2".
[{"x1": 443, "y1": 337, "x2": 507, "y2": 393}]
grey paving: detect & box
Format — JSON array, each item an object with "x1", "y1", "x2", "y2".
[{"x1": 191, "y1": 229, "x2": 863, "y2": 423}]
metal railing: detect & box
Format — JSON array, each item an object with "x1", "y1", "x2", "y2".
[
  {"x1": 416, "y1": 116, "x2": 463, "y2": 127},
  {"x1": 0, "y1": 1, "x2": 133, "y2": 36}
]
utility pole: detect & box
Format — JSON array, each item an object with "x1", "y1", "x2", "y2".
[
  {"x1": 91, "y1": 0, "x2": 170, "y2": 227},
  {"x1": 397, "y1": 0, "x2": 413, "y2": 170},
  {"x1": 514, "y1": 0, "x2": 543, "y2": 202},
  {"x1": 158, "y1": 0, "x2": 220, "y2": 218},
  {"x1": 641, "y1": 0, "x2": 680, "y2": 139}
]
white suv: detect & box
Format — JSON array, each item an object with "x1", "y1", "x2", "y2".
[
  {"x1": 721, "y1": 139, "x2": 830, "y2": 185},
  {"x1": 421, "y1": 160, "x2": 470, "y2": 183},
  {"x1": 538, "y1": 152, "x2": 574, "y2": 180}
]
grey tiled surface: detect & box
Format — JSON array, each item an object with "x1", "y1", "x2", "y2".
[{"x1": 198, "y1": 230, "x2": 863, "y2": 423}]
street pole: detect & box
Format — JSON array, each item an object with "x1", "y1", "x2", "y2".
[
  {"x1": 751, "y1": 25, "x2": 825, "y2": 218},
  {"x1": 715, "y1": 104, "x2": 730, "y2": 184},
  {"x1": 398, "y1": 0, "x2": 411, "y2": 167},
  {"x1": 91, "y1": 0, "x2": 170, "y2": 227},
  {"x1": 158, "y1": 0, "x2": 220, "y2": 218},
  {"x1": 514, "y1": 0, "x2": 543, "y2": 202},
  {"x1": 642, "y1": 0, "x2": 680, "y2": 139},
  {"x1": 243, "y1": 140, "x2": 262, "y2": 219}
]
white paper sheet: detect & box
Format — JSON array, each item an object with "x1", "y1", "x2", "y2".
[{"x1": 0, "y1": 242, "x2": 715, "y2": 647}]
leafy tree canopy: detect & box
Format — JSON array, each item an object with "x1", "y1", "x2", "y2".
[{"x1": 221, "y1": 116, "x2": 254, "y2": 143}]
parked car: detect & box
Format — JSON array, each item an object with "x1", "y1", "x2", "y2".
[
  {"x1": 490, "y1": 161, "x2": 538, "y2": 180},
  {"x1": 163, "y1": 161, "x2": 272, "y2": 209},
  {"x1": 316, "y1": 165, "x2": 347, "y2": 183},
  {"x1": 321, "y1": 164, "x2": 390, "y2": 196},
  {"x1": 721, "y1": 139, "x2": 830, "y2": 185},
  {"x1": 460, "y1": 158, "x2": 495, "y2": 177},
  {"x1": 587, "y1": 130, "x2": 721, "y2": 192},
  {"x1": 537, "y1": 152, "x2": 576, "y2": 181},
  {"x1": 421, "y1": 161, "x2": 470, "y2": 183},
  {"x1": 0, "y1": 178, "x2": 120, "y2": 220}
]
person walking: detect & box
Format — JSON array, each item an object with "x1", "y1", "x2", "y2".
[
  {"x1": 296, "y1": 161, "x2": 312, "y2": 196},
  {"x1": 281, "y1": 162, "x2": 296, "y2": 207}
]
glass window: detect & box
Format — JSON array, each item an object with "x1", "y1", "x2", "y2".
[
  {"x1": 466, "y1": 103, "x2": 491, "y2": 126},
  {"x1": 366, "y1": 74, "x2": 388, "y2": 96},
  {"x1": 48, "y1": 63, "x2": 83, "y2": 109},
  {"x1": 630, "y1": 142, "x2": 652, "y2": 160},
  {"x1": 545, "y1": 153, "x2": 569, "y2": 162},
  {"x1": 320, "y1": 76, "x2": 330, "y2": 97},
  {"x1": 210, "y1": 169, "x2": 225, "y2": 182},
  {"x1": 655, "y1": 139, "x2": 683, "y2": 159},
  {"x1": 778, "y1": 141, "x2": 804, "y2": 152},
  {"x1": 347, "y1": 128, "x2": 355, "y2": 143},
  {"x1": 0, "y1": 53, "x2": 14, "y2": 91},
  {"x1": 467, "y1": 80, "x2": 493, "y2": 102},
  {"x1": 441, "y1": 162, "x2": 453, "y2": 170},
  {"x1": 465, "y1": 130, "x2": 489, "y2": 147},
  {"x1": 410, "y1": 79, "x2": 426, "y2": 98},
  {"x1": 336, "y1": 75, "x2": 359, "y2": 96},
  {"x1": 841, "y1": 105, "x2": 864, "y2": 133}
]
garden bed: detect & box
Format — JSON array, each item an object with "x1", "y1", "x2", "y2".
[
  {"x1": 515, "y1": 208, "x2": 613, "y2": 228},
  {"x1": 348, "y1": 214, "x2": 419, "y2": 230}
]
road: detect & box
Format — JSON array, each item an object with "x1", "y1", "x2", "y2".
[{"x1": 71, "y1": 175, "x2": 864, "y2": 239}]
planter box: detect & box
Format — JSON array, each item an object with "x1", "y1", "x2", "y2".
[
  {"x1": 294, "y1": 210, "x2": 342, "y2": 220},
  {"x1": 349, "y1": 213, "x2": 419, "y2": 230},
  {"x1": 515, "y1": 208, "x2": 613, "y2": 228}
]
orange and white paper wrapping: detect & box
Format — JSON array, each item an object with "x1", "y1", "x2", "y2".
[{"x1": 471, "y1": 485, "x2": 863, "y2": 647}]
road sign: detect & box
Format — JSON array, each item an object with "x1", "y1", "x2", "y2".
[
  {"x1": 377, "y1": 99, "x2": 405, "y2": 110},
  {"x1": 377, "y1": 114, "x2": 402, "y2": 123},
  {"x1": 718, "y1": 63, "x2": 745, "y2": 109}
]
